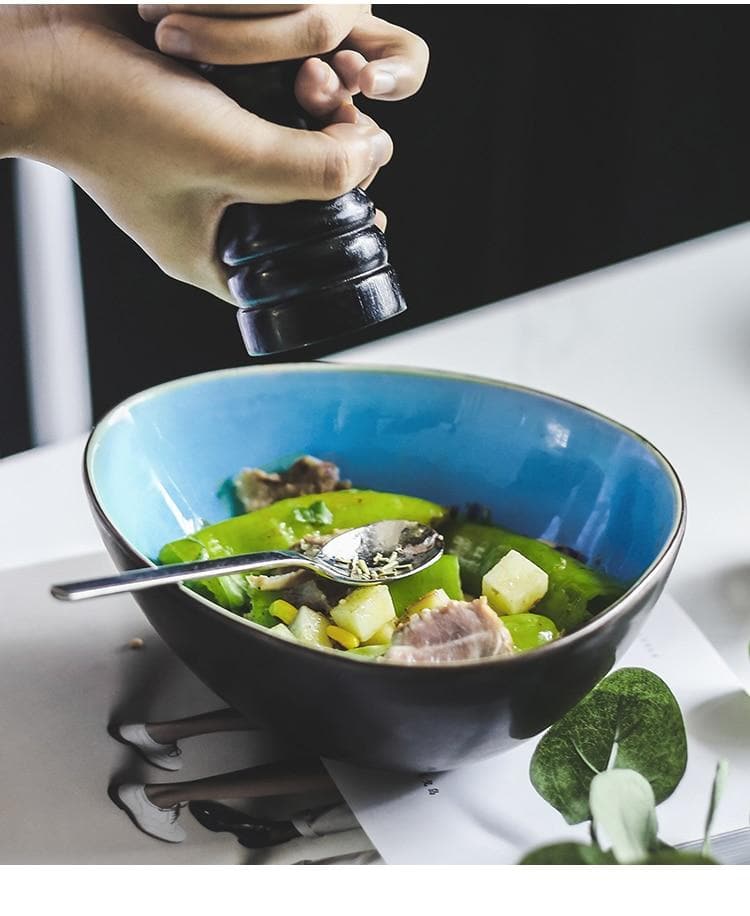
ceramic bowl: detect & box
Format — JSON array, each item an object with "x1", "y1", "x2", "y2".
[{"x1": 85, "y1": 364, "x2": 685, "y2": 772}]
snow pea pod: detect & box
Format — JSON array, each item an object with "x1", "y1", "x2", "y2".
[
  {"x1": 502, "y1": 612, "x2": 560, "y2": 652},
  {"x1": 440, "y1": 520, "x2": 625, "y2": 633},
  {"x1": 387, "y1": 554, "x2": 463, "y2": 617},
  {"x1": 160, "y1": 490, "x2": 445, "y2": 561},
  {"x1": 159, "y1": 489, "x2": 446, "y2": 616}
]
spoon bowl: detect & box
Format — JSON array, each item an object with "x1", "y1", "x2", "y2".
[{"x1": 316, "y1": 519, "x2": 444, "y2": 584}]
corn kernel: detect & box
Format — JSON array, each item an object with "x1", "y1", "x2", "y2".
[
  {"x1": 326, "y1": 625, "x2": 360, "y2": 650},
  {"x1": 269, "y1": 599, "x2": 298, "y2": 625}
]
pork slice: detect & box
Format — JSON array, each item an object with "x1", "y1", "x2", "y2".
[
  {"x1": 247, "y1": 569, "x2": 308, "y2": 591},
  {"x1": 235, "y1": 455, "x2": 351, "y2": 511},
  {"x1": 384, "y1": 597, "x2": 514, "y2": 665},
  {"x1": 284, "y1": 576, "x2": 332, "y2": 613}
]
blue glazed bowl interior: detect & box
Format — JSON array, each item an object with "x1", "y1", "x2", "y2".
[{"x1": 87, "y1": 364, "x2": 682, "y2": 591}]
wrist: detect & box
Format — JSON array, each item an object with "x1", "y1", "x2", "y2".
[{"x1": 0, "y1": 6, "x2": 60, "y2": 158}]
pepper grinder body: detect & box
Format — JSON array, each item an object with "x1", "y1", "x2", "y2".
[{"x1": 200, "y1": 61, "x2": 406, "y2": 356}]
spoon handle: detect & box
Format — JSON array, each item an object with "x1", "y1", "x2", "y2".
[{"x1": 50, "y1": 551, "x2": 307, "y2": 602}]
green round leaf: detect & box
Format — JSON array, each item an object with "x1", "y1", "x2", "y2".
[
  {"x1": 639, "y1": 850, "x2": 717, "y2": 865},
  {"x1": 519, "y1": 843, "x2": 616, "y2": 865},
  {"x1": 529, "y1": 667, "x2": 688, "y2": 824}
]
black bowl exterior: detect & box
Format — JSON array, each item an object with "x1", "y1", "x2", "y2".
[{"x1": 90, "y1": 492, "x2": 680, "y2": 773}]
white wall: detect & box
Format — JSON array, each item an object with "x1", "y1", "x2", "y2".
[{"x1": 14, "y1": 159, "x2": 92, "y2": 446}]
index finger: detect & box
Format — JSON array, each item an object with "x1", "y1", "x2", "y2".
[
  {"x1": 138, "y1": 4, "x2": 306, "y2": 22},
  {"x1": 341, "y1": 15, "x2": 429, "y2": 101}
]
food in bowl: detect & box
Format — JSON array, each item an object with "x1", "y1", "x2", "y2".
[
  {"x1": 159, "y1": 455, "x2": 626, "y2": 665},
  {"x1": 86, "y1": 364, "x2": 685, "y2": 771}
]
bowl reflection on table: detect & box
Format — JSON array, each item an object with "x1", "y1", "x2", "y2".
[{"x1": 84, "y1": 363, "x2": 685, "y2": 772}]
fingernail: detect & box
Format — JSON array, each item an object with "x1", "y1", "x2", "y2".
[
  {"x1": 158, "y1": 26, "x2": 192, "y2": 57},
  {"x1": 371, "y1": 69, "x2": 397, "y2": 96},
  {"x1": 139, "y1": 5, "x2": 168, "y2": 23},
  {"x1": 370, "y1": 130, "x2": 392, "y2": 167}
]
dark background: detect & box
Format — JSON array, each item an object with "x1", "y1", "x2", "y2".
[{"x1": 3, "y1": 4, "x2": 750, "y2": 457}]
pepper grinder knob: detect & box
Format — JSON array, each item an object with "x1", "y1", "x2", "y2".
[{"x1": 198, "y1": 61, "x2": 406, "y2": 356}]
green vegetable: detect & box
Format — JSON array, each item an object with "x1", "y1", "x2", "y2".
[
  {"x1": 519, "y1": 843, "x2": 616, "y2": 865},
  {"x1": 387, "y1": 554, "x2": 462, "y2": 617},
  {"x1": 441, "y1": 520, "x2": 625, "y2": 632},
  {"x1": 501, "y1": 613, "x2": 559, "y2": 652},
  {"x1": 529, "y1": 668, "x2": 687, "y2": 825},
  {"x1": 242, "y1": 588, "x2": 284, "y2": 629},
  {"x1": 216, "y1": 476, "x2": 244, "y2": 517},
  {"x1": 159, "y1": 536, "x2": 286, "y2": 628},
  {"x1": 161, "y1": 489, "x2": 445, "y2": 559},
  {"x1": 589, "y1": 769, "x2": 659, "y2": 863},
  {"x1": 159, "y1": 535, "x2": 251, "y2": 612},
  {"x1": 292, "y1": 499, "x2": 334, "y2": 526},
  {"x1": 346, "y1": 644, "x2": 389, "y2": 660},
  {"x1": 159, "y1": 489, "x2": 445, "y2": 617}
]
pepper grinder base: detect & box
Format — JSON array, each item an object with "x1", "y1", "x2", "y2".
[{"x1": 236, "y1": 266, "x2": 406, "y2": 356}]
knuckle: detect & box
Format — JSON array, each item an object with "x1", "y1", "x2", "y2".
[
  {"x1": 320, "y1": 143, "x2": 354, "y2": 197},
  {"x1": 304, "y1": 9, "x2": 344, "y2": 54}
]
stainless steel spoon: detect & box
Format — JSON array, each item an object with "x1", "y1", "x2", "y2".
[{"x1": 50, "y1": 520, "x2": 444, "y2": 602}]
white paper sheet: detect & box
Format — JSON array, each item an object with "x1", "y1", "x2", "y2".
[
  {"x1": 3, "y1": 553, "x2": 748, "y2": 864},
  {"x1": 326, "y1": 594, "x2": 750, "y2": 864},
  {"x1": 0, "y1": 553, "x2": 337, "y2": 864}
]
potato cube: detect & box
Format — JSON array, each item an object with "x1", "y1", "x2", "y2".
[
  {"x1": 406, "y1": 588, "x2": 451, "y2": 616},
  {"x1": 331, "y1": 585, "x2": 396, "y2": 642},
  {"x1": 363, "y1": 619, "x2": 396, "y2": 647},
  {"x1": 482, "y1": 549, "x2": 549, "y2": 615},
  {"x1": 289, "y1": 606, "x2": 333, "y2": 648},
  {"x1": 268, "y1": 623, "x2": 297, "y2": 642}
]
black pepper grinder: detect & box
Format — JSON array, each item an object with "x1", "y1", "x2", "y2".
[{"x1": 198, "y1": 60, "x2": 406, "y2": 356}]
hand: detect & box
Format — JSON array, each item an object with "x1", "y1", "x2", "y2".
[
  {"x1": 138, "y1": 3, "x2": 430, "y2": 229},
  {"x1": 0, "y1": 5, "x2": 409, "y2": 302},
  {"x1": 138, "y1": 5, "x2": 429, "y2": 107}
]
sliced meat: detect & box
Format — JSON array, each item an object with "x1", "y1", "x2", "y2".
[
  {"x1": 247, "y1": 569, "x2": 308, "y2": 591},
  {"x1": 246, "y1": 569, "x2": 332, "y2": 611},
  {"x1": 285, "y1": 455, "x2": 350, "y2": 491},
  {"x1": 235, "y1": 455, "x2": 351, "y2": 512},
  {"x1": 384, "y1": 597, "x2": 514, "y2": 665},
  {"x1": 246, "y1": 569, "x2": 332, "y2": 612},
  {"x1": 285, "y1": 576, "x2": 332, "y2": 613}
]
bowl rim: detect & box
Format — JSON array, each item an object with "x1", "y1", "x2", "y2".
[{"x1": 84, "y1": 361, "x2": 687, "y2": 671}]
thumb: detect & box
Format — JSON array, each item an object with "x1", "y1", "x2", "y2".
[{"x1": 222, "y1": 116, "x2": 393, "y2": 203}]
